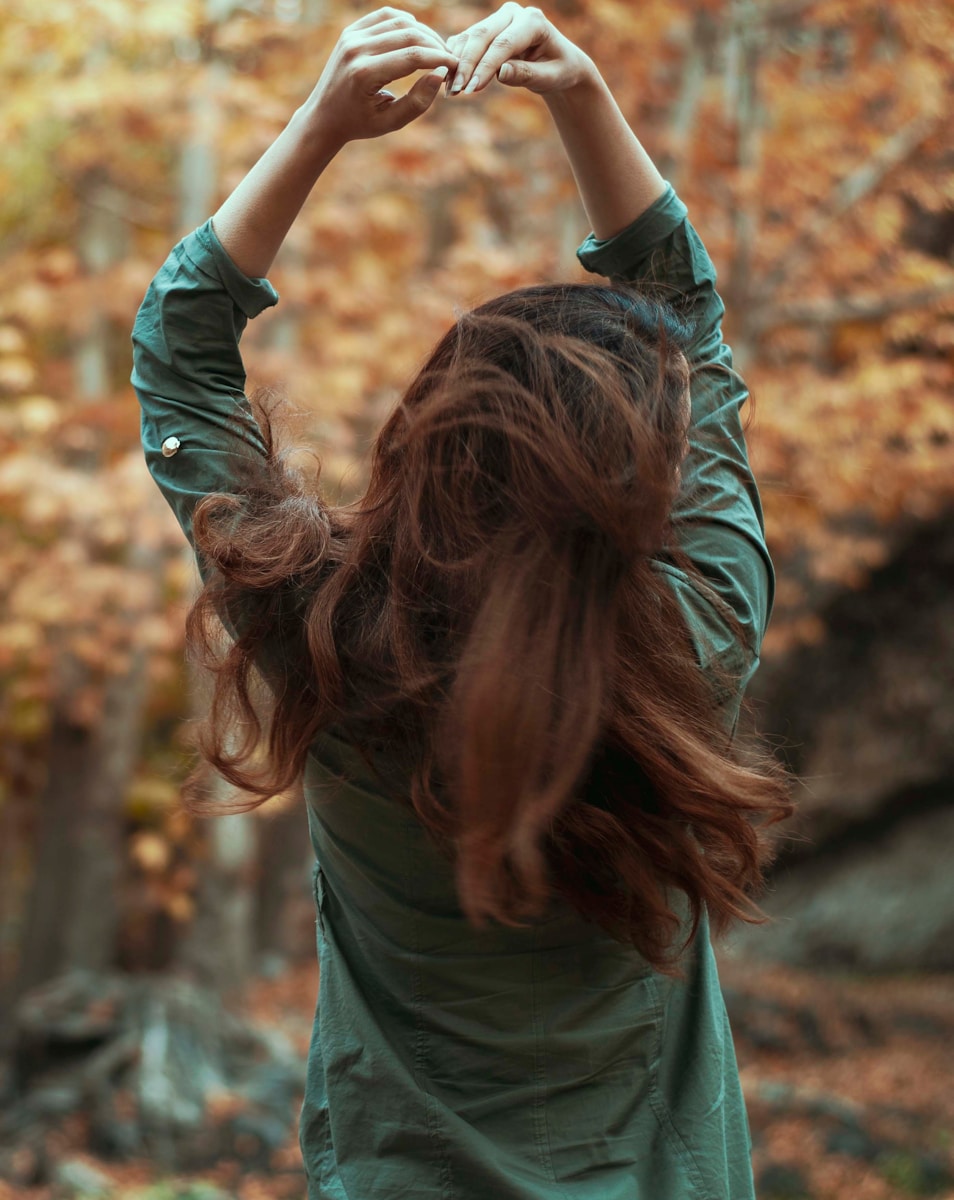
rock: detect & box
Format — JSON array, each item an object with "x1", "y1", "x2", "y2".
[
  {"x1": 878, "y1": 1149, "x2": 954, "y2": 1196},
  {"x1": 821, "y1": 1137, "x2": 954, "y2": 1195},
  {"x1": 756, "y1": 1161, "x2": 814, "y2": 1199},
  {"x1": 0, "y1": 1140, "x2": 45, "y2": 1187},
  {"x1": 888, "y1": 1009, "x2": 954, "y2": 1039},
  {"x1": 746, "y1": 1077, "x2": 954, "y2": 1198},
  {"x1": 742, "y1": 512, "x2": 954, "y2": 972},
  {"x1": 227, "y1": 1109, "x2": 291, "y2": 1168},
  {"x1": 3, "y1": 969, "x2": 308, "y2": 1176},
  {"x1": 52, "y1": 1156, "x2": 112, "y2": 1196},
  {"x1": 748, "y1": 1080, "x2": 865, "y2": 1130},
  {"x1": 824, "y1": 1125, "x2": 882, "y2": 1162},
  {"x1": 723, "y1": 988, "x2": 831, "y2": 1055},
  {"x1": 729, "y1": 805, "x2": 954, "y2": 970}
]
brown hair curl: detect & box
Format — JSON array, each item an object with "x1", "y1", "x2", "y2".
[{"x1": 186, "y1": 283, "x2": 791, "y2": 972}]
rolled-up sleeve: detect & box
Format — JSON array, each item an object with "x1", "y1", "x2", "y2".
[
  {"x1": 131, "y1": 218, "x2": 279, "y2": 552},
  {"x1": 577, "y1": 186, "x2": 773, "y2": 696}
]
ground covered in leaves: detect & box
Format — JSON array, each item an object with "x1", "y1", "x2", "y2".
[
  {"x1": 721, "y1": 958, "x2": 954, "y2": 1199},
  {"x1": 2, "y1": 958, "x2": 952, "y2": 1200}
]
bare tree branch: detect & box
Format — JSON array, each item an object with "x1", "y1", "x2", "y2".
[
  {"x1": 738, "y1": 0, "x2": 826, "y2": 35},
  {"x1": 724, "y1": 0, "x2": 763, "y2": 365},
  {"x1": 658, "y1": 8, "x2": 712, "y2": 190},
  {"x1": 758, "y1": 111, "x2": 940, "y2": 299},
  {"x1": 752, "y1": 278, "x2": 954, "y2": 333}
]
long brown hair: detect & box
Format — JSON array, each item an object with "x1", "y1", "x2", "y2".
[{"x1": 187, "y1": 283, "x2": 791, "y2": 971}]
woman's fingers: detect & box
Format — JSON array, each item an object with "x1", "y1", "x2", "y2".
[
  {"x1": 496, "y1": 56, "x2": 562, "y2": 93},
  {"x1": 305, "y1": 11, "x2": 456, "y2": 145},
  {"x1": 448, "y1": 5, "x2": 518, "y2": 95},
  {"x1": 345, "y1": 9, "x2": 455, "y2": 63},
  {"x1": 361, "y1": 45, "x2": 458, "y2": 92},
  {"x1": 349, "y1": 7, "x2": 420, "y2": 32},
  {"x1": 381, "y1": 67, "x2": 449, "y2": 130},
  {"x1": 465, "y1": 9, "x2": 550, "y2": 94},
  {"x1": 445, "y1": 7, "x2": 586, "y2": 98},
  {"x1": 359, "y1": 23, "x2": 454, "y2": 60},
  {"x1": 340, "y1": 9, "x2": 457, "y2": 96}
]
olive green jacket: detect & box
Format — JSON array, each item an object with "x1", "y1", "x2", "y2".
[{"x1": 132, "y1": 184, "x2": 772, "y2": 1200}]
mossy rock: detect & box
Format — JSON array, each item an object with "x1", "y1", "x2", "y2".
[
  {"x1": 878, "y1": 1149, "x2": 953, "y2": 1196},
  {"x1": 756, "y1": 1161, "x2": 813, "y2": 1199}
]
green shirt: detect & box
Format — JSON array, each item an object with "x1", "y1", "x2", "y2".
[{"x1": 132, "y1": 184, "x2": 772, "y2": 1200}]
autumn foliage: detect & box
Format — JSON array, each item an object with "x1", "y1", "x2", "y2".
[{"x1": 0, "y1": 0, "x2": 952, "y2": 982}]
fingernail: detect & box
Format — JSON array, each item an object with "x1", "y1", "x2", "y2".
[
  {"x1": 450, "y1": 71, "x2": 464, "y2": 94},
  {"x1": 498, "y1": 63, "x2": 513, "y2": 83},
  {"x1": 463, "y1": 74, "x2": 480, "y2": 94},
  {"x1": 433, "y1": 65, "x2": 449, "y2": 81}
]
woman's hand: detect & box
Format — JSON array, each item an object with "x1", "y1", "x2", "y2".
[
  {"x1": 445, "y1": 4, "x2": 595, "y2": 97},
  {"x1": 211, "y1": 9, "x2": 456, "y2": 277},
  {"x1": 303, "y1": 8, "x2": 459, "y2": 148}
]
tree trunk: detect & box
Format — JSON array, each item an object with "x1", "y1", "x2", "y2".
[
  {"x1": 724, "y1": 0, "x2": 762, "y2": 365},
  {"x1": 170, "y1": 15, "x2": 260, "y2": 997},
  {"x1": 659, "y1": 7, "x2": 713, "y2": 191},
  {"x1": 255, "y1": 798, "x2": 315, "y2": 968},
  {"x1": 16, "y1": 633, "x2": 152, "y2": 998},
  {"x1": 175, "y1": 809, "x2": 258, "y2": 995},
  {"x1": 11, "y1": 176, "x2": 152, "y2": 1007}
]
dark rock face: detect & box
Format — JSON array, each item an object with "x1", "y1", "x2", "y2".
[
  {"x1": 741, "y1": 510, "x2": 954, "y2": 971},
  {"x1": 731, "y1": 804, "x2": 954, "y2": 970},
  {"x1": 756, "y1": 1161, "x2": 814, "y2": 1199}
]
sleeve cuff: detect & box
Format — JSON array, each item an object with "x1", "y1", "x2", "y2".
[
  {"x1": 185, "y1": 218, "x2": 280, "y2": 319},
  {"x1": 576, "y1": 184, "x2": 688, "y2": 278}
]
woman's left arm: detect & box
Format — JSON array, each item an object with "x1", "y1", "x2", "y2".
[{"x1": 448, "y1": 4, "x2": 772, "y2": 694}]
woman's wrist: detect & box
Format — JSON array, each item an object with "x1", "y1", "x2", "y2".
[
  {"x1": 541, "y1": 53, "x2": 604, "y2": 108},
  {"x1": 211, "y1": 9, "x2": 457, "y2": 277},
  {"x1": 288, "y1": 100, "x2": 348, "y2": 170},
  {"x1": 541, "y1": 67, "x2": 666, "y2": 242},
  {"x1": 542, "y1": 61, "x2": 628, "y2": 140},
  {"x1": 211, "y1": 107, "x2": 344, "y2": 278}
]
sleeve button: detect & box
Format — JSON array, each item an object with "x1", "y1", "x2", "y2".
[{"x1": 161, "y1": 436, "x2": 181, "y2": 457}]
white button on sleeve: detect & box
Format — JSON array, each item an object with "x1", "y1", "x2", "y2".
[{"x1": 161, "y1": 436, "x2": 181, "y2": 457}]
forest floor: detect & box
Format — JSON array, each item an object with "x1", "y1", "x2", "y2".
[
  {"x1": 2, "y1": 957, "x2": 952, "y2": 1200},
  {"x1": 720, "y1": 955, "x2": 954, "y2": 1200}
]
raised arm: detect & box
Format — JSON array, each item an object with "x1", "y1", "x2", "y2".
[
  {"x1": 211, "y1": 9, "x2": 457, "y2": 276},
  {"x1": 447, "y1": 3, "x2": 666, "y2": 239},
  {"x1": 131, "y1": 10, "x2": 457, "y2": 560},
  {"x1": 575, "y1": 189, "x2": 773, "y2": 685},
  {"x1": 451, "y1": 5, "x2": 773, "y2": 691}
]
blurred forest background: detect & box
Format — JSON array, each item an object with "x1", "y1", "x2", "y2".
[{"x1": 1, "y1": 0, "x2": 952, "y2": 1197}]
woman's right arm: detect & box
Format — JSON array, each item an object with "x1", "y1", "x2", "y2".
[
  {"x1": 132, "y1": 11, "x2": 457, "y2": 562},
  {"x1": 453, "y1": 6, "x2": 774, "y2": 684}
]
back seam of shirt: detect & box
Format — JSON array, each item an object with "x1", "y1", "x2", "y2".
[{"x1": 405, "y1": 817, "x2": 457, "y2": 1199}]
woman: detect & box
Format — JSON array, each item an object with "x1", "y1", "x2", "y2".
[{"x1": 132, "y1": 6, "x2": 790, "y2": 1197}]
